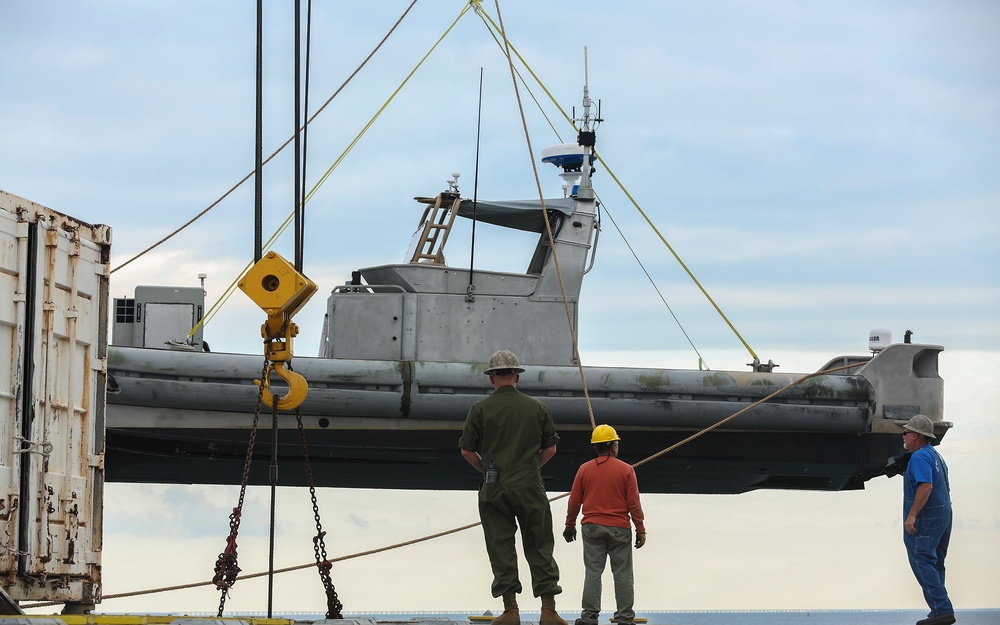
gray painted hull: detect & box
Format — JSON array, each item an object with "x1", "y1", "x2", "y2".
[{"x1": 104, "y1": 342, "x2": 943, "y2": 494}]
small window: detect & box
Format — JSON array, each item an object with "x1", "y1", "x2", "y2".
[{"x1": 115, "y1": 298, "x2": 136, "y2": 323}]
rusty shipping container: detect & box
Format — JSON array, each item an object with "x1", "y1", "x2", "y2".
[{"x1": 0, "y1": 190, "x2": 110, "y2": 606}]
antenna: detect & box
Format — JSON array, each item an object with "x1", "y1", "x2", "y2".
[
  {"x1": 581, "y1": 46, "x2": 591, "y2": 132},
  {"x1": 576, "y1": 47, "x2": 596, "y2": 198},
  {"x1": 468, "y1": 67, "x2": 484, "y2": 302}
]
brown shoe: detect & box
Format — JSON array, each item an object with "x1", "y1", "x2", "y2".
[
  {"x1": 539, "y1": 594, "x2": 568, "y2": 625},
  {"x1": 493, "y1": 593, "x2": 520, "y2": 625}
]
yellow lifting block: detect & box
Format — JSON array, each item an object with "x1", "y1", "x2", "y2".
[
  {"x1": 239, "y1": 251, "x2": 317, "y2": 412},
  {"x1": 238, "y1": 250, "x2": 318, "y2": 318}
]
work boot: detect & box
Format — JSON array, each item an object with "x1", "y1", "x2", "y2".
[
  {"x1": 493, "y1": 593, "x2": 520, "y2": 625},
  {"x1": 539, "y1": 594, "x2": 568, "y2": 625}
]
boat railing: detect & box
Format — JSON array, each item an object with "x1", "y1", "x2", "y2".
[
  {"x1": 331, "y1": 284, "x2": 406, "y2": 295},
  {"x1": 815, "y1": 354, "x2": 872, "y2": 375}
]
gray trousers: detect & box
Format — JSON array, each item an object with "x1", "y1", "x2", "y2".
[{"x1": 579, "y1": 524, "x2": 635, "y2": 625}]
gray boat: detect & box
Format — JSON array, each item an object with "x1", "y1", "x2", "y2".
[{"x1": 103, "y1": 95, "x2": 947, "y2": 495}]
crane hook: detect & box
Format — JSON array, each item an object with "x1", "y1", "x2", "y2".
[{"x1": 255, "y1": 361, "x2": 309, "y2": 411}]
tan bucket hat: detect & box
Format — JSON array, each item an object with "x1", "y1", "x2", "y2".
[{"x1": 903, "y1": 414, "x2": 936, "y2": 439}]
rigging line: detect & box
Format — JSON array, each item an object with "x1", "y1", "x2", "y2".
[
  {"x1": 304, "y1": 2, "x2": 473, "y2": 204},
  {"x1": 23, "y1": 519, "x2": 486, "y2": 608},
  {"x1": 110, "y1": 0, "x2": 420, "y2": 275},
  {"x1": 254, "y1": 0, "x2": 264, "y2": 263},
  {"x1": 195, "y1": 2, "x2": 474, "y2": 332},
  {"x1": 298, "y1": 0, "x2": 314, "y2": 273},
  {"x1": 492, "y1": 0, "x2": 596, "y2": 430},
  {"x1": 267, "y1": 395, "x2": 279, "y2": 618},
  {"x1": 595, "y1": 191, "x2": 709, "y2": 370},
  {"x1": 631, "y1": 361, "x2": 866, "y2": 469},
  {"x1": 476, "y1": 6, "x2": 745, "y2": 365},
  {"x1": 469, "y1": 67, "x2": 484, "y2": 288},
  {"x1": 472, "y1": 8, "x2": 564, "y2": 142},
  {"x1": 293, "y1": 0, "x2": 303, "y2": 275},
  {"x1": 593, "y1": 149, "x2": 759, "y2": 361},
  {"x1": 26, "y1": 360, "x2": 872, "y2": 611}
]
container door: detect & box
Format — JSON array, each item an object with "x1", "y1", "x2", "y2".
[{"x1": 0, "y1": 194, "x2": 109, "y2": 606}]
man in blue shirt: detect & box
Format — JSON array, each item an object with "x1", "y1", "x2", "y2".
[{"x1": 901, "y1": 414, "x2": 954, "y2": 625}]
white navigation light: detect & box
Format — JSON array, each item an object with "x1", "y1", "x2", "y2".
[{"x1": 869, "y1": 328, "x2": 893, "y2": 353}]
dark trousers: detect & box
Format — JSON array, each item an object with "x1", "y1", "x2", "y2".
[{"x1": 479, "y1": 480, "x2": 561, "y2": 598}]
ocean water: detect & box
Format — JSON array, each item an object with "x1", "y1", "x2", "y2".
[{"x1": 334, "y1": 611, "x2": 1000, "y2": 625}]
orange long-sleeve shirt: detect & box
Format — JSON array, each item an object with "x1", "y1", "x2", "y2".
[{"x1": 565, "y1": 456, "x2": 645, "y2": 532}]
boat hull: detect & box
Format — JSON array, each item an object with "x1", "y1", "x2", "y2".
[
  {"x1": 105, "y1": 419, "x2": 902, "y2": 494},
  {"x1": 104, "y1": 344, "x2": 941, "y2": 494}
]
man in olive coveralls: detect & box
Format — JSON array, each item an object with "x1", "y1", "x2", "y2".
[{"x1": 460, "y1": 349, "x2": 567, "y2": 625}]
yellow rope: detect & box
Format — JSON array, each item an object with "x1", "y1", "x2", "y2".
[
  {"x1": 592, "y1": 149, "x2": 758, "y2": 361},
  {"x1": 474, "y1": 9, "x2": 575, "y2": 134},
  {"x1": 305, "y1": 4, "x2": 473, "y2": 204},
  {"x1": 193, "y1": 2, "x2": 474, "y2": 336},
  {"x1": 594, "y1": 191, "x2": 709, "y2": 369},
  {"x1": 473, "y1": 8, "x2": 565, "y2": 142},
  {"x1": 474, "y1": 8, "x2": 739, "y2": 364}
]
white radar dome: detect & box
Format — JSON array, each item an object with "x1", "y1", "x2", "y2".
[
  {"x1": 541, "y1": 143, "x2": 591, "y2": 170},
  {"x1": 868, "y1": 328, "x2": 893, "y2": 353}
]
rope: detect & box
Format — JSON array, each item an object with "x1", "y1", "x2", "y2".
[
  {"x1": 20, "y1": 522, "x2": 484, "y2": 609},
  {"x1": 594, "y1": 192, "x2": 708, "y2": 370},
  {"x1": 474, "y1": 7, "x2": 747, "y2": 365},
  {"x1": 59, "y1": 1, "x2": 860, "y2": 612},
  {"x1": 592, "y1": 149, "x2": 758, "y2": 361},
  {"x1": 472, "y1": 8, "x2": 565, "y2": 142},
  {"x1": 110, "y1": 0, "x2": 420, "y2": 276},
  {"x1": 303, "y1": 3, "x2": 472, "y2": 207},
  {"x1": 630, "y1": 361, "x2": 863, "y2": 469},
  {"x1": 22, "y1": 362, "x2": 868, "y2": 611},
  {"x1": 491, "y1": 0, "x2": 596, "y2": 430}
]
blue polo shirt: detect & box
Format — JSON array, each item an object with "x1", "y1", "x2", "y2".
[{"x1": 904, "y1": 443, "x2": 951, "y2": 513}]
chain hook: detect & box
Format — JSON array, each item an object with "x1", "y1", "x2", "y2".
[{"x1": 255, "y1": 361, "x2": 309, "y2": 411}]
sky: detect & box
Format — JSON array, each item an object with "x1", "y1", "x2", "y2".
[{"x1": 2, "y1": 0, "x2": 999, "y2": 615}]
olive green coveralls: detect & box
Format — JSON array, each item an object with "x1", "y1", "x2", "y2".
[{"x1": 459, "y1": 385, "x2": 562, "y2": 598}]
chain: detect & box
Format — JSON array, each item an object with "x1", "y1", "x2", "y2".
[
  {"x1": 212, "y1": 354, "x2": 271, "y2": 617},
  {"x1": 295, "y1": 407, "x2": 343, "y2": 618},
  {"x1": 211, "y1": 320, "x2": 343, "y2": 618}
]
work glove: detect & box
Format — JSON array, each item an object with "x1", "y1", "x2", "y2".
[
  {"x1": 634, "y1": 531, "x2": 646, "y2": 549},
  {"x1": 563, "y1": 525, "x2": 577, "y2": 543}
]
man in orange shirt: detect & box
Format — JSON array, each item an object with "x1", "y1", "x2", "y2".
[{"x1": 563, "y1": 425, "x2": 646, "y2": 625}]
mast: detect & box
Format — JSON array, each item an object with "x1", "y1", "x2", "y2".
[{"x1": 576, "y1": 46, "x2": 597, "y2": 200}]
